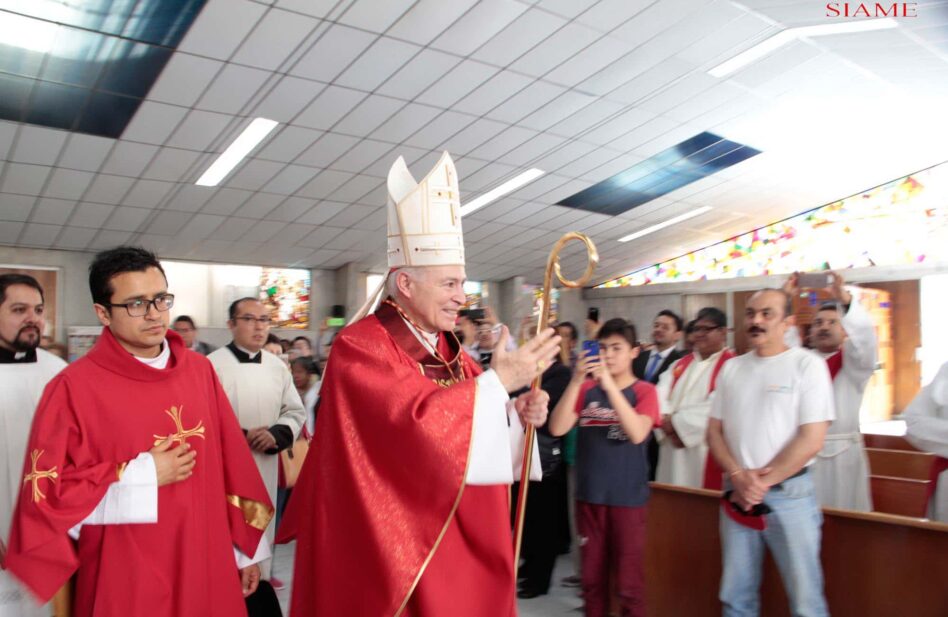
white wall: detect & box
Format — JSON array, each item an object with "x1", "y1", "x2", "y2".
[{"x1": 920, "y1": 273, "x2": 948, "y2": 383}]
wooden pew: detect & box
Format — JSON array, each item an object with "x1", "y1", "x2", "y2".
[
  {"x1": 870, "y1": 475, "x2": 931, "y2": 517},
  {"x1": 866, "y1": 447, "x2": 935, "y2": 480},
  {"x1": 645, "y1": 483, "x2": 948, "y2": 617},
  {"x1": 863, "y1": 433, "x2": 918, "y2": 451}
]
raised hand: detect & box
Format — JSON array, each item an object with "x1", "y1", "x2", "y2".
[
  {"x1": 149, "y1": 438, "x2": 197, "y2": 487},
  {"x1": 491, "y1": 326, "x2": 561, "y2": 392},
  {"x1": 514, "y1": 388, "x2": 550, "y2": 428}
]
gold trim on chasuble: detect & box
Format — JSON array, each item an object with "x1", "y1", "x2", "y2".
[
  {"x1": 152, "y1": 405, "x2": 206, "y2": 447},
  {"x1": 226, "y1": 494, "x2": 274, "y2": 531},
  {"x1": 23, "y1": 449, "x2": 58, "y2": 502},
  {"x1": 394, "y1": 377, "x2": 477, "y2": 617}
]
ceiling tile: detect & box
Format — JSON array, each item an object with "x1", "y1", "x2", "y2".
[
  {"x1": 403, "y1": 110, "x2": 479, "y2": 149},
  {"x1": 20, "y1": 223, "x2": 60, "y2": 247},
  {"x1": 100, "y1": 142, "x2": 159, "y2": 177},
  {"x1": 233, "y1": 192, "x2": 285, "y2": 219},
  {"x1": 677, "y1": 12, "x2": 776, "y2": 66},
  {"x1": 468, "y1": 125, "x2": 538, "y2": 161},
  {"x1": 298, "y1": 170, "x2": 355, "y2": 199},
  {"x1": 56, "y1": 226, "x2": 97, "y2": 249},
  {"x1": 298, "y1": 225, "x2": 345, "y2": 248},
  {"x1": 197, "y1": 64, "x2": 273, "y2": 115},
  {"x1": 178, "y1": 0, "x2": 268, "y2": 59},
  {"x1": 177, "y1": 213, "x2": 227, "y2": 242},
  {"x1": 31, "y1": 198, "x2": 75, "y2": 225},
  {"x1": 510, "y1": 22, "x2": 602, "y2": 78},
  {"x1": 296, "y1": 132, "x2": 359, "y2": 168},
  {"x1": 532, "y1": 140, "x2": 599, "y2": 173},
  {"x1": 415, "y1": 59, "x2": 498, "y2": 109},
  {"x1": 256, "y1": 126, "x2": 323, "y2": 163},
  {"x1": 148, "y1": 54, "x2": 223, "y2": 107},
  {"x1": 240, "y1": 220, "x2": 287, "y2": 243},
  {"x1": 387, "y1": 0, "x2": 478, "y2": 46},
  {"x1": 371, "y1": 104, "x2": 443, "y2": 144},
  {"x1": 10, "y1": 126, "x2": 68, "y2": 165},
  {"x1": 338, "y1": 0, "x2": 416, "y2": 32},
  {"x1": 580, "y1": 107, "x2": 656, "y2": 145},
  {"x1": 440, "y1": 118, "x2": 509, "y2": 155},
  {"x1": 209, "y1": 217, "x2": 256, "y2": 242},
  {"x1": 231, "y1": 9, "x2": 320, "y2": 70},
  {"x1": 487, "y1": 81, "x2": 565, "y2": 124},
  {"x1": 164, "y1": 185, "x2": 213, "y2": 213},
  {"x1": 324, "y1": 228, "x2": 373, "y2": 251},
  {"x1": 290, "y1": 24, "x2": 377, "y2": 83},
  {"x1": 146, "y1": 210, "x2": 190, "y2": 236},
  {"x1": 58, "y1": 134, "x2": 114, "y2": 172},
  {"x1": 123, "y1": 179, "x2": 174, "y2": 208},
  {"x1": 376, "y1": 48, "x2": 461, "y2": 101},
  {"x1": 518, "y1": 90, "x2": 597, "y2": 132},
  {"x1": 297, "y1": 201, "x2": 347, "y2": 225},
  {"x1": 328, "y1": 174, "x2": 383, "y2": 203},
  {"x1": 88, "y1": 230, "x2": 133, "y2": 249},
  {"x1": 0, "y1": 122, "x2": 17, "y2": 159},
  {"x1": 42, "y1": 169, "x2": 94, "y2": 200},
  {"x1": 472, "y1": 8, "x2": 567, "y2": 67},
  {"x1": 252, "y1": 77, "x2": 326, "y2": 125},
  {"x1": 0, "y1": 193, "x2": 35, "y2": 221},
  {"x1": 324, "y1": 203, "x2": 377, "y2": 227},
  {"x1": 574, "y1": 0, "x2": 653, "y2": 30},
  {"x1": 332, "y1": 95, "x2": 405, "y2": 138},
  {"x1": 71, "y1": 202, "x2": 115, "y2": 228},
  {"x1": 262, "y1": 164, "x2": 319, "y2": 195},
  {"x1": 1, "y1": 163, "x2": 50, "y2": 195},
  {"x1": 544, "y1": 36, "x2": 633, "y2": 88},
  {"x1": 331, "y1": 139, "x2": 395, "y2": 174},
  {"x1": 227, "y1": 159, "x2": 285, "y2": 191},
  {"x1": 453, "y1": 70, "x2": 534, "y2": 116},
  {"x1": 0, "y1": 221, "x2": 24, "y2": 243},
  {"x1": 141, "y1": 148, "x2": 203, "y2": 182},
  {"x1": 269, "y1": 196, "x2": 317, "y2": 222},
  {"x1": 607, "y1": 57, "x2": 697, "y2": 104},
  {"x1": 430, "y1": 0, "x2": 529, "y2": 56},
  {"x1": 83, "y1": 174, "x2": 135, "y2": 204},
  {"x1": 294, "y1": 85, "x2": 368, "y2": 131},
  {"x1": 275, "y1": 0, "x2": 339, "y2": 19},
  {"x1": 166, "y1": 110, "x2": 234, "y2": 151},
  {"x1": 463, "y1": 162, "x2": 519, "y2": 193},
  {"x1": 101, "y1": 205, "x2": 149, "y2": 231},
  {"x1": 335, "y1": 37, "x2": 422, "y2": 92},
  {"x1": 201, "y1": 187, "x2": 253, "y2": 216},
  {"x1": 121, "y1": 101, "x2": 189, "y2": 146},
  {"x1": 501, "y1": 132, "x2": 565, "y2": 167}
]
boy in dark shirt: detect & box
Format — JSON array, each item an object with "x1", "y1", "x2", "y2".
[{"x1": 550, "y1": 318, "x2": 660, "y2": 617}]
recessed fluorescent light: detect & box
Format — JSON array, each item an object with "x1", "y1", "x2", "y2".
[
  {"x1": 618, "y1": 206, "x2": 713, "y2": 243},
  {"x1": 196, "y1": 118, "x2": 279, "y2": 187},
  {"x1": 708, "y1": 18, "x2": 897, "y2": 78},
  {"x1": 460, "y1": 168, "x2": 545, "y2": 217}
]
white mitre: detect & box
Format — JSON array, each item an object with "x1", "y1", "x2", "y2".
[
  {"x1": 387, "y1": 151, "x2": 464, "y2": 267},
  {"x1": 350, "y1": 152, "x2": 465, "y2": 323}
]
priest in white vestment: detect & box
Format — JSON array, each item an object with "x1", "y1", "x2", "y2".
[
  {"x1": 904, "y1": 361, "x2": 948, "y2": 522},
  {"x1": 0, "y1": 274, "x2": 66, "y2": 617},
  {"x1": 208, "y1": 298, "x2": 306, "y2": 581},
  {"x1": 656, "y1": 307, "x2": 733, "y2": 488}
]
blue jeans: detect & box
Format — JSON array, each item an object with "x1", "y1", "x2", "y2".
[{"x1": 719, "y1": 472, "x2": 829, "y2": 617}]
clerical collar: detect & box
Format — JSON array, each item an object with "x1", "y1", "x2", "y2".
[
  {"x1": 0, "y1": 346, "x2": 37, "y2": 364},
  {"x1": 133, "y1": 340, "x2": 170, "y2": 369},
  {"x1": 694, "y1": 348, "x2": 726, "y2": 363},
  {"x1": 227, "y1": 342, "x2": 262, "y2": 364}
]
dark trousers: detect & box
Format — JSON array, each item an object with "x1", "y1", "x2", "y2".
[
  {"x1": 577, "y1": 500, "x2": 647, "y2": 617},
  {"x1": 512, "y1": 466, "x2": 568, "y2": 593}
]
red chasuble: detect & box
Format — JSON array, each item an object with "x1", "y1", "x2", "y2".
[
  {"x1": 278, "y1": 300, "x2": 516, "y2": 616},
  {"x1": 3, "y1": 328, "x2": 272, "y2": 617}
]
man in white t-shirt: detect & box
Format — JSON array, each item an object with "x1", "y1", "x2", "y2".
[{"x1": 707, "y1": 288, "x2": 835, "y2": 617}]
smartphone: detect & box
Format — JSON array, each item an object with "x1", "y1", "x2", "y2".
[
  {"x1": 797, "y1": 272, "x2": 834, "y2": 289},
  {"x1": 582, "y1": 340, "x2": 600, "y2": 358},
  {"x1": 467, "y1": 308, "x2": 485, "y2": 321},
  {"x1": 327, "y1": 317, "x2": 346, "y2": 327},
  {"x1": 587, "y1": 307, "x2": 599, "y2": 322}
]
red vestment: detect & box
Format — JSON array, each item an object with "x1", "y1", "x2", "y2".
[
  {"x1": 3, "y1": 328, "x2": 272, "y2": 617},
  {"x1": 279, "y1": 301, "x2": 515, "y2": 616}
]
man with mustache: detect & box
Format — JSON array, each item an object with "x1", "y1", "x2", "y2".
[
  {"x1": 785, "y1": 271, "x2": 877, "y2": 511},
  {"x1": 0, "y1": 274, "x2": 67, "y2": 617},
  {"x1": 707, "y1": 288, "x2": 834, "y2": 617}
]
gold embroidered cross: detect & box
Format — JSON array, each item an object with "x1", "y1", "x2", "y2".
[
  {"x1": 23, "y1": 449, "x2": 58, "y2": 503},
  {"x1": 153, "y1": 405, "x2": 206, "y2": 447}
]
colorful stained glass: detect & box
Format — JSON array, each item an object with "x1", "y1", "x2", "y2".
[{"x1": 599, "y1": 163, "x2": 948, "y2": 288}]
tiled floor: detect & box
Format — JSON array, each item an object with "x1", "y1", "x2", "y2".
[{"x1": 271, "y1": 542, "x2": 584, "y2": 616}]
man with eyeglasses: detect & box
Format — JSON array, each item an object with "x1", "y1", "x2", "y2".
[
  {"x1": 4, "y1": 246, "x2": 273, "y2": 617},
  {"x1": 655, "y1": 307, "x2": 734, "y2": 488},
  {"x1": 208, "y1": 297, "x2": 305, "y2": 590}
]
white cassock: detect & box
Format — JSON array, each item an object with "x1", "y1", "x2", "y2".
[
  {"x1": 1, "y1": 349, "x2": 66, "y2": 617},
  {"x1": 208, "y1": 345, "x2": 305, "y2": 579},
  {"x1": 810, "y1": 294, "x2": 877, "y2": 511},
  {"x1": 655, "y1": 349, "x2": 728, "y2": 488},
  {"x1": 903, "y1": 362, "x2": 948, "y2": 523}
]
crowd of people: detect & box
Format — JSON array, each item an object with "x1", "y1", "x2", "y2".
[{"x1": 1, "y1": 150, "x2": 945, "y2": 617}]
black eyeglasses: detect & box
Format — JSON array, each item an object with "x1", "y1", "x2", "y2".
[
  {"x1": 235, "y1": 315, "x2": 272, "y2": 325},
  {"x1": 104, "y1": 294, "x2": 175, "y2": 317}
]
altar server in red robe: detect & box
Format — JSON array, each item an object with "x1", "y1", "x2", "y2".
[
  {"x1": 3, "y1": 246, "x2": 273, "y2": 617},
  {"x1": 279, "y1": 152, "x2": 561, "y2": 616}
]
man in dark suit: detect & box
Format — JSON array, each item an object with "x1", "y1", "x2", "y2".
[
  {"x1": 633, "y1": 309, "x2": 684, "y2": 480},
  {"x1": 172, "y1": 315, "x2": 216, "y2": 356}
]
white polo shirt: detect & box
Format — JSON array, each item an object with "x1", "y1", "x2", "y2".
[{"x1": 710, "y1": 346, "x2": 835, "y2": 470}]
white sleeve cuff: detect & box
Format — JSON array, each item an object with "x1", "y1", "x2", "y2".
[
  {"x1": 234, "y1": 533, "x2": 272, "y2": 568},
  {"x1": 68, "y1": 452, "x2": 159, "y2": 540},
  {"x1": 465, "y1": 370, "x2": 514, "y2": 485}
]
